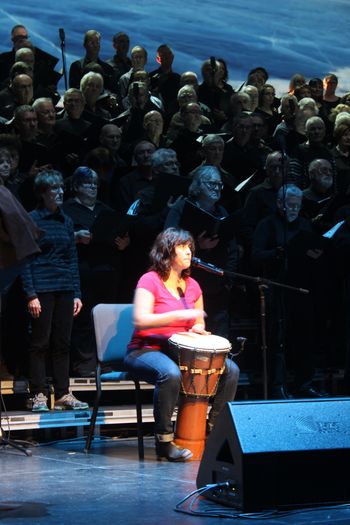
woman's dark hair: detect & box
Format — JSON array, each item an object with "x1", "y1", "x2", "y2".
[
  {"x1": 309, "y1": 77, "x2": 323, "y2": 88},
  {"x1": 258, "y1": 83, "x2": 275, "y2": 107},
  {"x1": 248, "y1": 66, "x2": 269, "y2": 82},
  {"x1": 149, "y1": 227, "x2": 195, "y2": 279}
]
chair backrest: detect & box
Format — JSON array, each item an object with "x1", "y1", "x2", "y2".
[{"x1": 92, "y1": 303, "x2": 134, "y2": 367}]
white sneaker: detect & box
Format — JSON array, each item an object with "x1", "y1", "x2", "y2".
[
  {"x1": 29, "y1": 393, "x2": 49, "y2": 412},
  {"x1": 54, "y1": 393, "x2": 89, "y2": 410}
]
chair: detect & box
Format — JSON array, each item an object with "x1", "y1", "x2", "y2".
[{"x1": 84, "y1": 303, "x2": 145, "y2": 458}]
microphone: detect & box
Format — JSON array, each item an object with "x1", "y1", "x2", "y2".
[
  {"x1": 191, "y1": 257, "x2": 224, "y2": 276},
  {"x1": 59, "y1": 28, "x2": 65, "y2": 44},
  {"x1": 210, "y1": 56, "x2": 217, "y2": 73}
]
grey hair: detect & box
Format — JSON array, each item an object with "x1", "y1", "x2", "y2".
[
  {"x1": 32, "y1": 97, "x2": 53, "y2": 109},
  {"x1": 151, "y1": 148, "x2": 177, "y2": 168},
  {"x1": 15, "y1": 47, "x2": 34, "y2": 60},
  {"x1": 305, "y1": 115, "x2": 325, "y2": 132},
  {"x1": 14, "y1": 104, "x2": 35, "y2": 120},
  {"x1": 188, "y1": 165, "x2": 221, "y2": 199},
  {"x1": 277, "y1": 184, "x2": 302, "y2": 201},
  {"x1": 298, "y1": 97, "x2": 319, "y2": 114},
  {"x1": 177, "y1": 85, "x2": 197, "y2": 99},
  {"x1": 80, "y1": 71, "x2": 103, "y2": 92},
  {"x1": 202, "y1": 134, "x2": 224, "y2": 148},
  {"x1": 34, "y1": 169, "x2": 63, "y2": 200},
  {"x1": 63, "y1": 88, "x2": 85, "y2": 103}
]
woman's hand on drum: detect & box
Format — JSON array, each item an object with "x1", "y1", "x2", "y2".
[{"x1": 189, "y1": 323, "x2": 211, "y2": 335}]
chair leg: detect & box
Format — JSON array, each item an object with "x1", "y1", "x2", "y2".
[
  {"x1": 134, "y1": 380, "x2": 144, "y2": 460},
  {"x1": 84, "y1": 372, "x2": 102, "y2": 452}
]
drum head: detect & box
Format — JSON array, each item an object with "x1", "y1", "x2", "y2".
[{"x1": 169, "y1": 332, "x2": 231, "y2": 352}]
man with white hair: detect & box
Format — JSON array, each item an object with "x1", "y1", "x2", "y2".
[
  {"x1": 152, "y1": 148, "x2": 180, "y2": 177},
  {"x1": 301, "y1": 159, "x2": 334, "y2": 227},
  {"x1": 289, "y1": 116, "x2": 335, "y2": 188},
  {"x1": 242, "y1": 84, "x2": 259, "y2": 112},
  {"x1": 252, "y1": 183, "x2": 329, "y2": 399},
  {"x1": 80, "y1": 71, "x2": 111, "y2": 123}
]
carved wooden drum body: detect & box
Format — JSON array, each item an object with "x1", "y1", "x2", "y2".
[{"x1": 169, "y1": 332, "x2": 231, "y2": 460}]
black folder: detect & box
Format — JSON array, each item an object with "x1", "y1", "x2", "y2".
[
  {"x1": 91, "y1": 209, "x2": 133, "y2": 244},
  {"x1": 287, "y1": 229, "x2": 331, "y2": 257},
  {"x1": 152, "y1": 174, "x2": 191, "y2": 210},
  {"x1": 179, "y1": 199, "x2": 235, "y2": 240}
]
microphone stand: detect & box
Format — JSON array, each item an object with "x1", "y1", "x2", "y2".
[
  {"x1": 193, "y1": 262, "x2": 308, "y2": 399},
  {"x1": 59, "y1": 28, "x2": 68, "y2": 91}
]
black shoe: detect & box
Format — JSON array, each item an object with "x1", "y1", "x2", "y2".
[
  {"x1": 206, "y1": 421, "x2": 214, "y2": 436},
  {"x1": 295, "y1": 387, "x2": 328, "y2": 398},
  {"x1": 270, "y1": 386, "x2": 294, "y2": 400},
  {"x1": 155, "y1": 441, "x2": 193, "y2": 462}
]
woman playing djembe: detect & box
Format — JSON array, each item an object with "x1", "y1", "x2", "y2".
[{"x1": 124, "y1": 227, "x2": 239, "y2": 462}]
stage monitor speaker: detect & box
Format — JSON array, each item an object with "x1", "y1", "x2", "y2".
[{"x1": 197, "y1": 399, "x2": 350, "y2": 511}]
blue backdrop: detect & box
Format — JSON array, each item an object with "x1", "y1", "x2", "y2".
[{"x1": 0, "y1": 0, "x2": 349, "y2": 95}]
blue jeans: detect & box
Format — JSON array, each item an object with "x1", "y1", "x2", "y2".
[{"x1": 124, "y1": 344, "x2": 239, "y2": 437}]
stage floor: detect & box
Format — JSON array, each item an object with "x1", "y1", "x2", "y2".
[{"x1": 1, "y1": 436, "x2": 350, "y2": 525}]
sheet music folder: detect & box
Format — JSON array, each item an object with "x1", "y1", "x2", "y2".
[
  {"x1": 91, "y1": 209, "x2": 133, "y2": 244},
  {"x1": 152, "y1": 174, "x2": 191, "y2": 209},
  {"x1": 179, "y1": 199, "x2": 235, "y2": 240}
]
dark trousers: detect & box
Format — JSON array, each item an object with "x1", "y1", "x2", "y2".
[
  {"x1": 267, "y1": 289, "x2": 315, "y2": 391},
  {"x1": 28, "y1": 291, "x2": 74, "y2": 399}
]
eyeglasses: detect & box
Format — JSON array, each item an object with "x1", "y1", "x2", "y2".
[
  {"x1": 203, "y1": 181, "x2": 224, "y2": 190},
  {"x1": 285, "y1": 203, "x2": 301, "y2": 211},
  {"x1": 81, "y1": 182, "x2": 98, "y2": 188}
]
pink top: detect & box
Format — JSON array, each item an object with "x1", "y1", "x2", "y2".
[{"x1": 128, "y1": 271, "x2": 202, "y2": 350}]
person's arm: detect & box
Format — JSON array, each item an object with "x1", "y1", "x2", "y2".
[{"x1": 133, "y1": 287, "x2": 203, "y2": 330}]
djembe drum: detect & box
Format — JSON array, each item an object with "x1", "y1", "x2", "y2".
[{"x1": 168, "y1": 332, "x2": 231, "y2": 460}]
